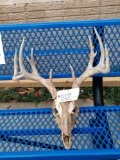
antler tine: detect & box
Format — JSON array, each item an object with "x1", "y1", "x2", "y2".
[
  {"x1": 13, "y1": 50, "x2": 24, "y2": 80},
  {"x1": 19, "y1": 37, "x2": 26, "y2": 73},
  {"x1": 94, "y1": 27, "x2": 105, "y2": 67},
  {"x1": 49, "y1": 69, "x2": 53, "y2": 83},
  {"x1": 26, "y1": 48, "x2": 39, "y2": 76},
  {"x1": 13, "y1": 37, "x2": 30, "y2": 80},
  {"x1": 103, "y1": 44, "x2": 110, "y2": 73},
  {"x1": 12, "y1": 37, "x2": 57, "y2": 99},
  {"x1": 74, "y1": 27, "x2": 110, "y2": 87},
  {"x1": 13, "y1": 50, "x2": 18, "y2": 77},
  {"x1": 69, "y1": 65, "x2": 78, "y2": 88},
  {"x1": 94, "y1": 27, "x2": 110, "y2": 73},
  {"x1": 87, "y1": 35, "x2": 97, "y2": 68}
]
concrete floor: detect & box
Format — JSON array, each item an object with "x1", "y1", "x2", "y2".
[{"x1": 0, "y1": 98, "x2": 93, "y2": 110}]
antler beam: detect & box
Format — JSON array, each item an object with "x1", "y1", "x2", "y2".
[
  {"x1": 12, "y1": 38, "x2": 57, "y2": 99},
  {"x1": 71, "y1": 27, "x2": 110, "y2": 88}
]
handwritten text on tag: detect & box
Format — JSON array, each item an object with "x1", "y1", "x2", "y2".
[{"x1": 57, "y1": 88, "x2": 79, "y2": 102}]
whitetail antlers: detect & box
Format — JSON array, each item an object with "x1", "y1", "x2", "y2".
[
  {"x1": 12, "y1": 37, "x2": 57, "y2": 98},
  {"x1": 12, "y1": 27, "x2": 110, "y2": 149},
  {"x1": 71, "y1": 27, "x2": 110, "y2": 88}
]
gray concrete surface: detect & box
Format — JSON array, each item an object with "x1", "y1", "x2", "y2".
[{"x1": 0, "y1": 98, "x2": 93, "y2": 110}]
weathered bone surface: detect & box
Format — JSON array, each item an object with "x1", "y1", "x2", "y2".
[{"x1": 12, "y1": 27, "x2": 110, "y2": 149}]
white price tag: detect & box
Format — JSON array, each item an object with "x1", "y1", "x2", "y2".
[
  {"x1": 0, "y1": 33, "x2": 5, "y2": 64},
  {"x1": 57, "y1": 88, "x2": 79, "y2": 102}
]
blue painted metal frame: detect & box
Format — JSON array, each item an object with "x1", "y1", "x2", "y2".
[
  {"x1": 0, "y1": 106, "x2": 120, "y2": 159},
  {"x1": 0, "y1": 19, "x2": 120, "y2": 29},
  {"x1": 0, "y1": 72, "x2": 119, "y2": 80},
  {"x1": 0, "y1": 19, "x2": 120, "y2": 80},
  {"x1": 0, "y1": 149, "x2": 120, "y2": 160}
]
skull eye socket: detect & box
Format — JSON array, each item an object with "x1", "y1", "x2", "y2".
[
  {"x1": 53, "y1": 108, "x2": 59, "y2": 116},
  {"x1": 72, "y1": 106, "x2": 78, "y2": 113},
  {"x1": 54, "y1": 108, "x2": 58, "y2": 114}
]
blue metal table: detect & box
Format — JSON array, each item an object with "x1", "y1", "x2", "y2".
[{"x1": 0, "y1": 106, "x2": 119, "y2": 160}]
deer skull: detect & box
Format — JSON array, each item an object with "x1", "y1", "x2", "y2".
[
  {"x1": 53, "y1": 100, "x2": 79, "y2": 149},
  {"x1": 12, "y1": 27, "x2": 110, "y2": 149}
]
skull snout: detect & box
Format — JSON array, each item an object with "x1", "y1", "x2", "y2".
[
  {"x1": 62, "y1": 133, "x2": 71, "y2": 149},
  {"x1": 61, "y1": 114, "x2": 72, "y2": 136}
]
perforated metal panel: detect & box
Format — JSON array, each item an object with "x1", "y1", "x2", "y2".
[
  {"x1": 0, "y1": 19, "x2": 120, "y2": 80},
  {"x1": 0, "y1": 106, "x2": 119, "y2": 156}
]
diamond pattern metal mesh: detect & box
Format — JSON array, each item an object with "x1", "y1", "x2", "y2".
[
  {"x1": 0, "y1": 20, "x2": 120, "y2": 80},
  {"x1": 0, "y1": 106, "x2": 119, "y2": 152}
]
